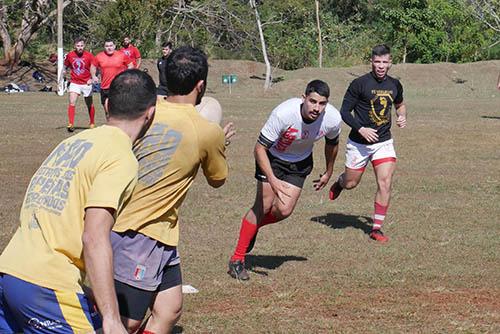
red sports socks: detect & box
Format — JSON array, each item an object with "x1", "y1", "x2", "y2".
[
  {"x1": 231, "y1": 216, "x2": 258, "y2": 262},
  {"x1": 372, "y1": 202, "x2": 388, "y2": 230},
  {"x1": 258, "y1": 211, "x2": 278, "y2": 227},
  {"x1": 67, "y1": 105, "x2": 75, "y2": 125},
  {"x1": 88, "y1": 104, "x2": 95, "y2": 124}
]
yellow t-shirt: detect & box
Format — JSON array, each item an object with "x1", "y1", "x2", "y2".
[
  {"x1": 113, "y1": 100, "x2": 228, "y2": 246},
  {"x1": 0, "y1": 125, "x2": 138, "y2": 293}
]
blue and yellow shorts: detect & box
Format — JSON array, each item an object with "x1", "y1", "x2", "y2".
[{"x1": 0, "y1": 274, "x2": 101, "y2": 333}]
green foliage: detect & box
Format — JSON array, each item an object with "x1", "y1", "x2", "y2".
[
  {"x1": 319, "y1": 10, "x2": 381, "y2": 66},
  {"x1": 373, "y1": 0, "x2": 495, "y2": 63},
  {"x1": 89, "y1": 0, "x2": 152, "y2": 53},
  {"x1": 259, "y1": 1, "x2": 318, "y2": 69},
  {"x1": 257, "y1": 1, "x2": 379, "y2": 69},
  {"x1": 2, "y1": 0, "x2": 498, "y2": 69},
  {"x1": 429, "y1": 0, "x2": 496, "y2": 62}
]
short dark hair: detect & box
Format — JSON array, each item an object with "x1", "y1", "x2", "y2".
[
  {"x1": 372, "y1": 44, "x2": 391, "y2": 57},
  {"x1": 104, "y1": 39, "x2": 114, "y2": 45},
  {"x1": 162, "y1": 41, "x2": 173, "y2": 49},
  {"x1": 165, "y1": 46, "x2": 208, "y2": 95},
  {"x1": 305, "y1": 80, "x2": 330, "y2": 99},
  {"x1": 74, "y1": 37, "x2": 84, "y2": 44},
  {"x1": 108, "y1": 69, "x2": 156, "y2": 120}
]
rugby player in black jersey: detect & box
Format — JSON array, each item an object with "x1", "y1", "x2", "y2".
[
  {"x1": 329, "y1": 44, "x2": 407, "y2": 243},
  {"x1": 156, "y1": 41, "x2": 172, "y2": 96}
]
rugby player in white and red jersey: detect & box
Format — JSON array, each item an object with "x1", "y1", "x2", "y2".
[
  {"x1": 329, "y1": 44, "x2": 407, "y2": 243},
  {"x1": 63, "y1": 37, "x2": 95, "y2": 132},
  {"x1": 228, "y1": 80, "x2": 342, "y2": 280}
]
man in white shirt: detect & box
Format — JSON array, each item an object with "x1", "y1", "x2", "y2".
[{"x1": 228, "y1": 80, "x2": 342, "y2": 280}]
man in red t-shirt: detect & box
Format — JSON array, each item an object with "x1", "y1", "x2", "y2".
[
  {"x1": 63, "y1": 37, "x2": 95, "y2": 132},
  {"x1": 120, "y1": 36, "x2": 141, "y2": 69},
  {"x1": 91, "y1": 39, "x2": 133, "y2": 106}
]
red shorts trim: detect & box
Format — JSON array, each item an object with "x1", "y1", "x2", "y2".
[{"x1": 372, "y1": 157, "x2": 396, "y2": 167}]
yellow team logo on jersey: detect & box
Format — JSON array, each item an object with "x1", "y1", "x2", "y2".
[{"x1": 369, "y1": 91, "x2": 393, "y2": 126}]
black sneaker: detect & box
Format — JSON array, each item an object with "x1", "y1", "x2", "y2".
[
  {"x1": 246, "y1": 231, "x2": 258, "y2": 254},
  {"x1": 67, "y1": 124, "x2": 75, "y2": 132},
  {"x1": 228, "y1": 260, "x2": 249, "y2": 280},
  {"x1": 329, "y1": 181, "x2": 343, "y2": 200}
]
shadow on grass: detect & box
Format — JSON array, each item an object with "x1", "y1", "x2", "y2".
[
  {"x1": 311, "y1": 213, "x2": 372, "y2": 234},
  {"x1": 480, "y1": 115, "x2": 500, "y2": 120},
  {"x1": 245, "y1": 255, "x2": 307, "y2": 277},
  {"x1": 55, "y1": 126, "x2": 92, "y2": 131}
]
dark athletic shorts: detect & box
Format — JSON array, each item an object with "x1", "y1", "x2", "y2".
[
  {"x1": 114, "y1": 264, "x2": 182, "y2": 320},
  {"x1": 100, "y1": 89, "x2": 109, "y2": 106},
  {"x1": 255, "y1": 151, "x2": 313, "y2": 188}
]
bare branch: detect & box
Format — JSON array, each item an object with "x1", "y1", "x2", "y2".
[{"x1": 467, "y1": 0, "x2": 500, "y2": 33}]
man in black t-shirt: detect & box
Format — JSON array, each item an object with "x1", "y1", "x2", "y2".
[
  {"x1": 157, "y1": 41, "x2": 173, "y2": 96},
  {"x1": 329, "y1": 44, "x2": 407, "y2": 243}
]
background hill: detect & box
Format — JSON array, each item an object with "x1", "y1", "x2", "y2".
[{"x1": 3, "y1": 59, "x2": 499, "y2": 102}]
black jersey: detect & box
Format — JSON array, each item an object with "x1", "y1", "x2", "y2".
[
  {"x1": 157, "y1": 56, "x2": 169, "y2": 92},
  {"x1": 340, "y1": 72, "x2": 403, "y2": 144}
]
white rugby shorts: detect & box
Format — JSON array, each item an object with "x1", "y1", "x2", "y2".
[
  {"x1": 345, "y1": 138, "x2": 396, "y2": 171},
  {"x1": 68, "y1": 82, "x2": 92, "y2": 97}
]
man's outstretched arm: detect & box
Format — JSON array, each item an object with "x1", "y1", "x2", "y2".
[
  {"x1": 83, "y1": 207, "x2": 128, "y2": 334},
  {"x1": 313, "y1": 138, "x2": 339, "y2": 191}
]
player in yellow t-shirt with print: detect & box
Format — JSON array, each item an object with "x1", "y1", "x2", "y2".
[
  {"x1": 0, "y1": 69, "x2": 156, "y2": 334},
  {"x1": 111, "y1": 46, "x2": 230, "y2": 334}
]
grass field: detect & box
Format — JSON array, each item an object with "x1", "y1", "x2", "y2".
[{"x1": 1, "y1": 60, "x2": 499, "y2": 333}]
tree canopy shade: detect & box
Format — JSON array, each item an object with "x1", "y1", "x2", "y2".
[{"x1": 0, "y1": 0, "x2": 498, "y2": 74}]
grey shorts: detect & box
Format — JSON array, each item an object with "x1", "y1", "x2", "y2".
[{"x1": 110, "y1": 230, "x2": 181, "y2": 291}]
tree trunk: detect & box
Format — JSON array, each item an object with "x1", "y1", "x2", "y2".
[
  {"x1": 315, "y1": 0, "x2": 323, "y2": 68},
  {"x1": 10, "y1": 0, "x2": 50, "y2": 66},
  {"x1": 402, "y1": 44, "x2": 407, "y2": 64},
  {"x1": 155, "y1": 26, "x2": 163, "y2": 48},
  {"x1": 250, "y1": 0, "x2": 271, "y2": 90},
  {"x1": 1, "y1": 0, "x2": 70, "y2": 75},
  {"x1": 0, "y1": 4, "x2": 12, "y2": 67}
]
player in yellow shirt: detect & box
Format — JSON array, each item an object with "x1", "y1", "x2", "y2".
[
  {"x1": 111, "y1": 46, "x2": 229, "y2": 334},
  {"x1": 0, "y1": 69, "x2": 156, "y2": 334}
]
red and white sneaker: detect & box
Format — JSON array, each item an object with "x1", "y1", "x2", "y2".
[
  {"x1": 329, "y1": 181, "x2": 343, "y2": 201},
  {"x1": 369, "y1": 229, "x2": 389, "y2": 243}
]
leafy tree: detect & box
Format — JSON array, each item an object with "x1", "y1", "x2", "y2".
[
  {"x1": 429, "y1": 0, "x2": 494, "y2": 62},
  {"x1": 374, "y1": 0, "x2": 495, "y2": 63},
  {"x1": 1, "y1": 0, "x2": 499, "y2": 75},
  {"x1": 374, "y1": 0, "x2": 434, "y2": 63},
  {"x1": 0, "y1": 1, "x2": 109, "y2": 74},
  {"x1": 0, "y1": 0, "x2": 70, "y2": 74}
]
